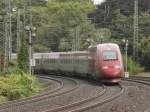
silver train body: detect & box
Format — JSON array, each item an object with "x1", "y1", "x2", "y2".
[{"x1": 33, "y1": 52, "x2": 97, "y2": 78}]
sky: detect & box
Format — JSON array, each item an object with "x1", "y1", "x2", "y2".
[{"x1": 92, "y1": 0, "x2": 106, "y2": 5}]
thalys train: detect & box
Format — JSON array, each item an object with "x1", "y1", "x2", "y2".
[{"x1": 34, "y1": 43, "x2": 124, "y2": 83}]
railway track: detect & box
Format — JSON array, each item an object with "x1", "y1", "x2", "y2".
[
  {"x1": 124, "y1": 76, "x2": 150, "y2": 112},
  {"x1": 0, "y1": 75, "x2": 79, "y2": 112},
  {"x1": 124, "y1": 76, "x2": 150, "y2": 86},
  {"x1": 41, "y1": 84, "x2": 106, "y2": 112},
  {"x1": 62, "y1": 84, "x2": 124, "y2": 112}
]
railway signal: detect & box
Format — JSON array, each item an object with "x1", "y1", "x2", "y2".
[
  {"x1": 25, "y1": 26, "x2": 36, "y2": 74},
  {"x1": 122, "y1": 39, "x2": 129, "y2": 78}
]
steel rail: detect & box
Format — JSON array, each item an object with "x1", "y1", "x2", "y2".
[
  {"x1": 42, "y1": 85, "x2": 106, "y2": 112},
  {"x1": 41, "y1": 84, "x2": 123, "y2": 112},
  {"x1": 124, "y1": 77, "x2": 150, "y2": 112},
  {"x1": 66, "y1": 84, "x2": 124, "y2": 112},
  {"x1": 0, "y1": 75, "x2": 79, "y2": 111},
  {"x1": 124, "y1": 77, "x2": 150, "y2": 86},
  {"x1": 129, "y1": 76, "x2": 150, "y2": 80}
]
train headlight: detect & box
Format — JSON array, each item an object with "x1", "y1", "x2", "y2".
[
  {"x1": 102, "y1": 66, "x2": 108, "y2": 69},
  {"x1": 114, "y1": 65, "x2": 120, "y2": 69}
]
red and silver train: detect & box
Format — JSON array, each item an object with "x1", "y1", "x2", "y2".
[{"x1": 34, "y1": 43, "x2": 124, "y2": 83}]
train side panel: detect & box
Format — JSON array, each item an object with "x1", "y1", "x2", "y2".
[{"x1": 35, "y1": 52, "x2": 93, "y2": 78}]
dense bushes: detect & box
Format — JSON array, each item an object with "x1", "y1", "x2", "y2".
[
  {"x1": 123, "y1": 55, "x2": 144, "y2": 75},
  {"x1": 0, "y1": 73, "x2": 42, "y2": 102}
]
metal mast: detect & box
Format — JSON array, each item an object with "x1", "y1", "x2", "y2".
[
  {"x1": 29, "y1": 0, "x2": 33, "y2": 74},
  {"x1": 133, "y1": 0, "x2": 139, "y2": 60},
  {"x1": 17, "y1": 9, "x2": 21, "y2": 53},
  {"x1": 3, "y1": 0, "x2": 10, "y2": 72},
  {"x1": 0, "y1": 6, "x2": 5, "y2": 72},
  {"x1": 4, "y1": 21, "x2": 9, "y2": 72},
  {"x1": 0, "y1": 1, "x2": 5, "y2": 53},
  {"x1": 4, "y1": 0, "x2": 12, "y2": 60},
  {"x1": 8, "y1": 0, "x2": 12, "y2": 60}
]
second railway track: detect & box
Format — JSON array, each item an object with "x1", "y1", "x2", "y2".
[{"x1": 123, "y1": 76, "x2": 150, "y2": 112}]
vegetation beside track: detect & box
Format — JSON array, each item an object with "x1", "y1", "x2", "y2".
[
  {"x1": 123, "y1": 55, "x2": 144, "y2": 75},
  {"x1": 0, "y1": 73, "x2": 42, "y2": 103},
  {"x1": 0, "y1": 20, "x2": 43, "y2": 103},
  {"x1": 136, "y1": 72, "x2": 150, "y2": 77}
]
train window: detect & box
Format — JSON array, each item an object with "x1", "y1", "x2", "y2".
[{"x1": 103, "y1": 51, "x2": 117, "y2": 60}]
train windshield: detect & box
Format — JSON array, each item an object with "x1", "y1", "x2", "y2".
[{"x1": 103, "y1": 51, "x2": 117, "y2": 60}]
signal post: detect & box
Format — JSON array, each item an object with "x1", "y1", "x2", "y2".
[{"x1": 25, "y1": 26, "x2": 36, "y2": 74}]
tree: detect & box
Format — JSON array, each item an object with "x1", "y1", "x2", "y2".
[
  {"x1": 17, "y1": 37, "x2": 29, "y2": 73},
  {"x1": 32, "y1": 1, "x2": 96, "y2": 51},
  {"x1": 138, "y1": 36, "x2": 150, "y2": 70}
]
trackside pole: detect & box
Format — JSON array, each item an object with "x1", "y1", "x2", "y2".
[{"x1": 125, "y1": 39, "x2": 129, "y2": 78}]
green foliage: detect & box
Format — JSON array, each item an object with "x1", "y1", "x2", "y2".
[
  {"x1": 7, "y1": 60, "x2": 20, "y2": 74},
  {"x1": 123, "y1": 55, "x2": 144, "y2": 75},
  {"x1": 0, "y1": 2, "x2": 2, "y2": 12},
  {"x1": 0, "y1": 73, "x2": 42, "y2": 102},
  {"x1": 0, "y1": 1, "x2": 5, "y2": 23},
  {"x1": 138, "y1": 36, "x2": 150, "y2": 70},
  {"x1": 33, "y1": 44, "x2": 51, "y2": 53},
  {"x1": 59, "y1": 38, "x2": 71, "y2": 51},
  {"x1": 0, "y1": 96, "x2": 7, "y2": 102},
  {"x1": 94, "y1": 28, "x2": 112, "y2": 43},
  {"x1": 52, "y1": 0, "x2": 91, "y2": 2},
  {"x1": 12, "y1": 0, "x2": 47, "y2": 6},
  {"x1": 17, "y1": 37, "x2": 29, "y2": 73},
  {"x1": 13, "y1": 0, "x2": 25, "y2": 6},
  {"x1": 32, "y1": 1, "x2": 96, "y2": 51}
]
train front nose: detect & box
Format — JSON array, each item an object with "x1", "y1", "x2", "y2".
[{"x1": 101, "y1": 65, "x2": 122, "y2": 78}]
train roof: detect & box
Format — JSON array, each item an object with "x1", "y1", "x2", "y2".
[
  {"x1": 89, "y1": 43, "x2": 119, "y2": 48},
  {"x1": 88, "y1": 43, "x2": 119, "y2": 50},
  {"x1": 97, "y1": 43, "x2": 119, "y2": 47},
  {"x1": 34, "y1": 51, "x2": 87, "y2": 56},
  {"x1": 97, "y1": 43, "x2": 119, "y2": 50}
]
